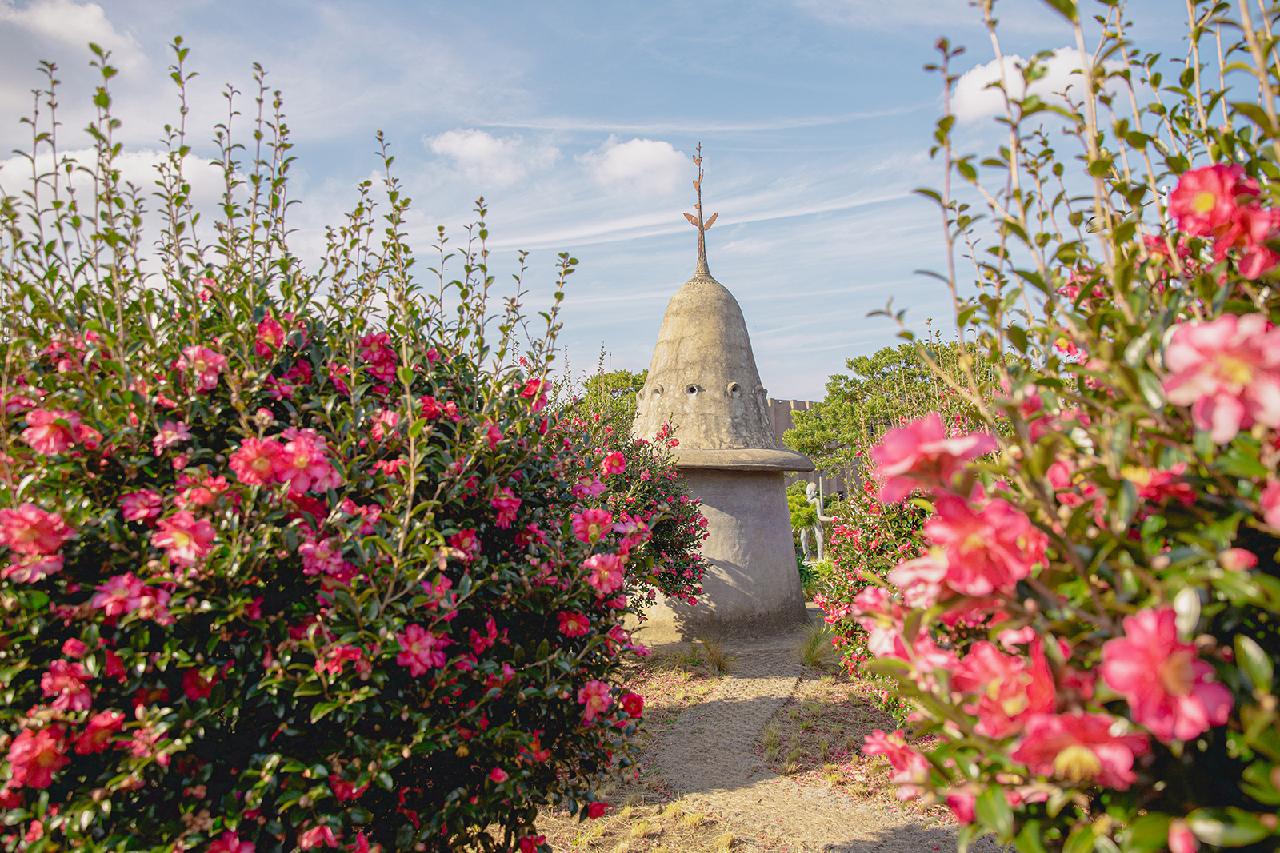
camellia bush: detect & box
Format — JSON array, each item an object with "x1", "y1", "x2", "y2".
[
  {"x1": 0, "y1": 45, "x2": 664, "y2": 851},
  {"x1": 844, "y1": 1, "x2": 1280, "y2": 850},
  {"x1": 553, "y1": 412, "x2": 708, "y2": 616}
]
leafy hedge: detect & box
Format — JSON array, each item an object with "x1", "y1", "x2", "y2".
[{"x1": 0, "y1": 45, "x2": 689, "y2": 851}]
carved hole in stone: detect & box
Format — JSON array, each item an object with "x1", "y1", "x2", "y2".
[
  {"x1": 686, "y1": 384, "x2": 702, "y2": 395},
  {"x1": 727, "y1": 382, "x2": 741, "y2": 397},
  {"x1": 652, "y1": 385, "x2": 663, "y2": 397}
]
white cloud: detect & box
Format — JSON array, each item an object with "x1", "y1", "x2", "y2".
[
  {"x1": 953, "y1": 47, "x2": 1114, "y2": 123},
  {"x1": 580, "y1": 137, "x2": 688, "y2": 198},
  {"x1": 426, "y1": 128, "x2": 558, "y2": 188},
  {"x1": 0, "y1": 0, "x2": 143, "y2": 67}
]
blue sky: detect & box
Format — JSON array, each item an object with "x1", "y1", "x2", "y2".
[{"x1": 0, "y1": 0, "x2": 1181, "y2": 399}]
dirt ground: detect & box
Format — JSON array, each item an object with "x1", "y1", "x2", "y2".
[{"x1": 537, "y1": 621, "x2": 996, "y2": 853}]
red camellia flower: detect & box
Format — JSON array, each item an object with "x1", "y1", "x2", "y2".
[
  {"x1": 297, "y1": 825, "x2": 339, "y2": 849},
  {"x1": 6, "y1": 726, "x2": 68, "y2": 789},
  {"x1": 0, "y1": 503, "x2": 73, "y2": 555},
  {"x1": 488, "y1": 767, "x2": 509, "y2": 784},
  {"x1": 1100, "y1": 607, "x2": 1233, "y2": 742},
  {"x1": 1010, "y1": 712, "x2": 1150, "y2": 790},
  {"x1": 151, "y1": 511, "x2": 217, "y2": 567},
  {"x1": 395, "y1": 624, "x2": 452, "y2": 676},
  {"x1": 176, "y1": 345, "x2": 228, "y2": 392},
  {"x1": 1169, "y1": 163, "x2": 1258, "y2": 237},
  {"x1": 255, "y1": 314, "x2": 285, "y2": 357},
  {"x1": 600, "y1": 451, "x2": 626, "y2": 477},
  {"x1": 577, "y1": 679, "x2": 613, "y2": 723},
  {"x1": 490, "y1": 488, "x2": 522, "y2": 529},
  {"x1": 619, "y1": 692, "x2": 644, "y2": 718},
  {"x1": 74, "y1": 710, "x2": 124, "y2": 755},
  {"x1": 1161, "y1": 313, "x2": 1280, "y2": 443},
  {"x1": 328, "y1": 775, "x2": 369, "y2": 803},
  {"x1": 557, "y1": 611, "x2": 591, "y2": 637},
  {"x1": 586, "y1": 802, "x2": 608, "y2": 819},
  {"x1": 41, "y1": 659, "x2": 92, "y2": 711},
  {"x1": 207, "y1": 831, "x2": 256, "y2": 853},
  {"x1": 871, "y1": 412, "x2": 995, "y2": 502}
]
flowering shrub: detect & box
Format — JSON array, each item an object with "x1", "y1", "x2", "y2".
[
  {"x1": 0, "y1": 49, "x2": 652, "y2": 850},
  {"x1": 843, "y1": 2, "x2": 1280, "y2": 850},
  {"x1": 554, "y1": 414, "x2": 708, "y2": 615}
]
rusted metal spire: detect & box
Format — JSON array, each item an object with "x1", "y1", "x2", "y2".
[{"x1": 683, "y1": 142, "x2": 718, "y2": 276}]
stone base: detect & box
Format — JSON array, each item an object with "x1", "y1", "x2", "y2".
[{"x1": 633, "y1": 468, "x2": 807, "y2": 642}]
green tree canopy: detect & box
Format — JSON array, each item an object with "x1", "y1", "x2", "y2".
[
  {"x1": 782, "y1": 340, "x2": 986, "y2": 474},
  {"x1": 559, "y1": 368, "x2": 647, "y2": 435}
]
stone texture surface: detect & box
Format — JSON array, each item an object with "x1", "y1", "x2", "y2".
[
  {"x1": 632, "y1": 263, "x2": 811, "y2": 639},
  {"x1": 650, "y1": 624, "x2": 1000, "y2": 852}
]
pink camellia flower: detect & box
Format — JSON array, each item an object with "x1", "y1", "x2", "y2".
[
  {"x1": 887, "y1": 553, "x2": 946, "y2": 609},
  {"x1": 488, "y1": 767, "x2": 509, "y2": 784},
  {"x1": 871, "y1": 412, "x2": 995, "y2": 502},
  {"x1": 1219, "y1": 203, "x2": 1280, "y2": 278},
  {"x1": 924, "y1": 494, "x2": 1047, "y2": 596},
  {"x1": 358, "y1": 332, "x2": 397, "y2": 385},
  {"x1": 1100, "y1": 607, "x2": 1233, "y2": 742},
  {"x1": 0, "y1": 504, "x2": 73, "y2": 555},
  {"x1": 152, "y1": 420, "x2": 193, "y2": 456},
  {"x1": 558, "y1": 611, "x2": 591, "y2": 637},
  {"x1": 91, "y1": 572, "x2": 146, "y2": 618},
  {"x1": 369, "y1": 408, "x2": 399, "y2": 442},
  {"x1": 6, "y1": 726, "x2": 68, "y2": 788},
  {"x1": 207, "y1": 831, "x2": 256, "y2": 853},
  {"x1": 945, "y1": 790, "x2": 976, "y2": 824},
  {"x1": 41, "y1": 659, "x2": 91, "y2": 711},
  {"x1": 119, "y1": 489, "x2": 164, "y2": 523},
  {"x1": 1219, "y1": 548, "x2": 1258, "y2": 571},
  {"x1": 229, "y1": 437, "x2": 284, "y2": 486},
  {"x1": 1161, "y1": 314, "x2": 1280, "y2": 443},
  {"x1": 490, "y1": 488, "x2": 522, "y2": 529},
  {"x1": 862, "y1": 730, "x2": 930, "y2": 800},
  {"x1": 1261, "y1": 480, "x2": 1280, "y2": 528},
  {"x1": 21, "y1": 408, "x2": 84, "y2": 455},
  {"x1": 1169, "y1": 163, "x2": 1258, "y2": 238},
  {"x1": 600, "y1": 451, "x2": 626, "y2": 477},
  {"x1": 571, "y1": 508, "x2": 614, "y2": 544},
  {"x1": 177, "y1": 345, "x2": 227, "y2": 392},
  {"x1": 578, "y1": 679, "x2": 613, "y2": 723},
  {"x1": 255, "y1": 315, "x2": 285, "y2": 358},
  {"x1": 395, "y1": 624, "x2": 452, "y2": 676},
  {"x1": 298, "y1": 825, "x2": 339, "y2": 849},
  {"x1": 484, "y1": 422, "x2": 503, "y2": 450},
  {"x1": 582, "y1": 553, "x2": 625, "y2": 595},
  {"x1": 952, "y1": 641, "x2": 1054, "y2": 738},
  {"x1": 151, "y1": 511, "x2": 216, "y2": 567},
  {"x1": 1168, "y1": 820, "x2": 1199, "y2": 853},
  {"x1": 276, "y1": 428, "x2": 341, "y2": 495},
  {"x1": 74, "y1": 710, "x2": 124, "y2": 755},
  {"x1": 2, "y1": 554, "x2": 63, "y2": 583},
  {"x1": 1010, "y1": 712, "x2": 1150, "y2": 790}
]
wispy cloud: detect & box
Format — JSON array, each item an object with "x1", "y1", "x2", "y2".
[{"x1": 476, "y1": 103, "x2": 928, "y2": 135}]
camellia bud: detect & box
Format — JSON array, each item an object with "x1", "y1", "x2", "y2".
[{"x1": 1219, "y1": 548, "x2": 1258, "y2": 572}]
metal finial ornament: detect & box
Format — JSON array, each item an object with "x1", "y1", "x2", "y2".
[{"x1": 683, "y1": 142, "x2": 718, "y2": 276}]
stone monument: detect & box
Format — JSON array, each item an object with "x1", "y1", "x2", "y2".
[{"x1": 632, "y1": 146, "x2": 813, "y2": 639}]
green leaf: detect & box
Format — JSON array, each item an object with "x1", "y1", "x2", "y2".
[
  {"x1": 1188, "y1": 808, "x2": 1270, "y2": 846},
  {"x1": 1235, "y1": 635, "x2": 1273, "y2": 693},
  {"x1": 1124, "y1": 814, "x2": 1173, "y2": 851},
  {"x1": 310, "y1": 701, "x2": 339, "y2": 723},
  {"x1": 975, "y1": 787, "x2": 1013, "y2": 840}
]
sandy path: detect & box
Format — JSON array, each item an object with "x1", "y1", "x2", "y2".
[{"x1": 649, "y1": 627, "x2": 996, "y2": 852}]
